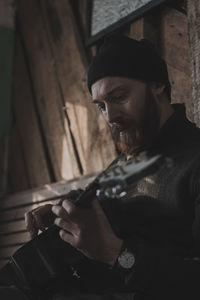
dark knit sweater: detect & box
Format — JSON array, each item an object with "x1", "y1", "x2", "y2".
[
  {"x1": 58, "y1": 104, "x2": 200, "y2": 299},
  {"x1": 99, "y1": 103, "x2": 200, "y2": 299}
]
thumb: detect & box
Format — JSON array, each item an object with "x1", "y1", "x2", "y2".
[{"x1": 91, "y1": 198, "x2": 107, "y2": 218}]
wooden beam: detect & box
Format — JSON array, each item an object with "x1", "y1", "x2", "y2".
[{"x1": 187, "y1": 0, "x2": 200, "y2": 126}]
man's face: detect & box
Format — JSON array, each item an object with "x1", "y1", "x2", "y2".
[{"x1": 91, "y1": 77, "x2": 161, "y2": 155}]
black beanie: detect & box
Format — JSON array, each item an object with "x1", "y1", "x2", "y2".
[{"x1": 87, "y1": 34, "x2": 171, "y2": 98}]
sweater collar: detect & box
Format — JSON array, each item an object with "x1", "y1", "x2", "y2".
[
  {"x1": 125, "y1": 104, "x2": 196, "y2": 160},
  {"x1": 160, "y1": 103, "x2": 188, "y2": 137}
]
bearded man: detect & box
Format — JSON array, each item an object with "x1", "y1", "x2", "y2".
[{"x1": 2, "y1": 34, "x2": 200, "y2": 300}]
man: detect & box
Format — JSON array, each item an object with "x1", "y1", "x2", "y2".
[{"x1": 5, "y1": 34, "x2": 200, "y2": 299}]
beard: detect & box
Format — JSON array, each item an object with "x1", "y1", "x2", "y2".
[{"x1": 110, "y1": 86, "x2": 161, "y2": 155}]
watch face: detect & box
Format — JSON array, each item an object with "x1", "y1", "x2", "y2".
[{"x1": 118, "y1": 248, "x2": 135, "y2": 269}]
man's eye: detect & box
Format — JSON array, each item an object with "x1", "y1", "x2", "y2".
[{"x1": 97, "y1": 104, "x2": 105, "y2": 111}]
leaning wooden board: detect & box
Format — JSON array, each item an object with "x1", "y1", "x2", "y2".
[
  {"x1": 13, "y1": 35, "x2": 51, "y2": 188},
  {"x1": 17, "y1": 0, "x2": 81, "y2": 181}
]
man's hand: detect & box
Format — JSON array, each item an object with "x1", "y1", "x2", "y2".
[
  {"x1": 52, "y1": 198, "x2": 123, "y2": 266},
  {"x1": 25, "y1": 204, "x2": 55, "y2": 239}
]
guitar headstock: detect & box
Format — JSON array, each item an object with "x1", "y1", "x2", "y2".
[{"x1": 96, "y1": 155, "x2": 172, "y2": 199}]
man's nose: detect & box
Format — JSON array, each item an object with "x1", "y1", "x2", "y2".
[{"x1": 106, "y1": 103, "x2": 120, "y2": 125}]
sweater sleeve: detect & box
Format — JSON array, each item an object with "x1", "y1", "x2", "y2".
[
  {"x1": 107, "y1": 236, "x2": 199, "y2": 299},
  {"x1": 107, "y1": 161, "x2": 200, "y2": 297}
]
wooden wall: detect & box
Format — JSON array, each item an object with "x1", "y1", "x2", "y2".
[{"x1": 127, "y1": 4, "x2": 192, "y2": 119}]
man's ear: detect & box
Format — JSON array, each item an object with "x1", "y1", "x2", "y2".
[{"x1": 149, "y1": 82, "x2": 165, "y2": 97}]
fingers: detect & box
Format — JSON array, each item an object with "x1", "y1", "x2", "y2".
[
  {"x1": 91, "y1": 197, "x2": 107, "y2": 217},
  {"x1": 32, "y1": 210, "x2": 46, "y2": 232},
  {"x1": 59, "y1": 229, "x2": 74, "y2": 245},
  {"x1": 52, "y1": 202, "x2": 77, "y2": 232},
  {"x1": 52, "y1": 199, "x2": 78, "y2": 220},
  {"x1": 52, "y1": 200, "x2": 82, "y2": 244},
  {"x1": 52, "y1": 203, "x2": 72, "y2": 220},
  {"x1": 62, "y1": 199, "x2": 76, "y2": 213},
  {"x1": 24, "y1": 210, "x2": 38, "y2": 239},
  {"x1": 54, "y1": 217, "x2": 77, "y2": 233},
  {"x1": 24, "y1": 204, "x2": 53, "y2": 239}
]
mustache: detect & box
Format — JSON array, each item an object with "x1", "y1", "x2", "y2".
[
  {"x1": 109, "y1": 120, "x2": 134, "y2": 132},
  {"x1": 110, "y1": 120, "x2": 142, "y2": 155}
]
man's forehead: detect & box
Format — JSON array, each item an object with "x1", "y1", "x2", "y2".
[{"x1": 91, "y1": 77, "x2": 131, "y2": 100}]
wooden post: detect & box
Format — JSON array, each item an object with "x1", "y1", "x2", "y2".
[{"x1": 187, "y1": 0, "x2": 200, "y2": 126}]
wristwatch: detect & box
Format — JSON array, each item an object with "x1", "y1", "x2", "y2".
[{"x1": 117, "y1": 248, "x2": 135, "y2": 270}]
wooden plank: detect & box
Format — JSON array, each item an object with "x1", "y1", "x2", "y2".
[
  {"x1": 0, "y1": 245, "x2": 20, "y2": 258},
  {"x1": 7, "y1": 125, "x2": 30, "y2": 193},
  {"x1": 17, "y1": 0, "x2": 80, "y2": 181},
  {"x1": 40, "y1": 0, "x2": 116, "y2": 175},
  {"x1": 167, "y1": 64, "x2": 193, "y2": 118},
  {"x1": 129, "y1": 13, "x2": 159, "y2": 49},
  {"x1": 0, "y1": 173, "x2": 96, "y2": 210},
  {"x1": 0, "y1": 0, "x2": 15, "y2": 28},
  {"x1": 159, "y1": 7, "x2": 190, "y2": 76},
  {"x1": 187, "y1": 0, "x2": 200, "y2": 126},
  {"x1": 13, "y1": 35, "x2": 51, "y2": 188},
  {"x1": 129, "y1": 18, "x2": 145, "y2": 40},
  {"x1": 0, "y1": 232, "x2": 29, "y2": 246},
  {"x1": 159, "y1": 7, "x2": 192, "y2": 117},
  {"x1": 129, "y1": 8, "x2": 192, "y2": 118},
  {"x1": 1, "y1": 136, "x2": 9, "y2": 195},
  {"x1": 0, "y1": 259, "x2": 9, "y2": 268},
  {"x1": 0, "y1": 220, "x2": 26, "y2": 234},
  {"x1": 0, "y1": 201, "x2": 55, "y2": 223},
  {"x1": 78, "y1": 0, "x2": 87, "y2": 36}
]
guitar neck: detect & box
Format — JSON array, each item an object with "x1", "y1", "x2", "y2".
[{"x1": 74, "y1": 182, "x2": 100, "y2": 208}]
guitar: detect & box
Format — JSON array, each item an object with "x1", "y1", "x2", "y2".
[{"x1": 0, "y1": 154, "x2": 170, "y2": 293}]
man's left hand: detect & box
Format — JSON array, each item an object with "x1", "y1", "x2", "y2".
[{"x1": 51, "y1": 198, "x2": 123, "y2": 266}]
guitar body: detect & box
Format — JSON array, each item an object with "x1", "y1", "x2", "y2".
[{"x1": 10, "y1": 225, "x2": 85, "y2": 290}]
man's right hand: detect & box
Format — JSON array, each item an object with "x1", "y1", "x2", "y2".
[{"x1": 24, "y1": 204, "x2": 55, "y2": 239}]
